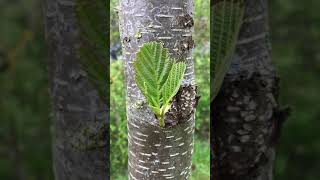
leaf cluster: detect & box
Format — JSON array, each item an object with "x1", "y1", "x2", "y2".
[{"x1": 134, "y1": 42, "x2": 186, "y2": 127}]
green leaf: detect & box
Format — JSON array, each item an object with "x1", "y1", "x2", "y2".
[
  {"x1": 163, "y1": 62, "x2": 186, "y2": 107},
  {"x1": 211, "y1": 0, "x2": 245, "y2": 101},
  {"x1": 133, "y1": 42, "x2": 186, "y2": 126}
]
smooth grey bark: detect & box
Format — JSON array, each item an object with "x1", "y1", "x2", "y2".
[
  {"x1": 211, "y1": 0, "x2": 289, "y2": 180},
  {"x1": 118, "y1": 0, "x2": 198, "y2": 179},
  {"x1": 43, "y1": 0, "x2": 109, "y2": 179}
]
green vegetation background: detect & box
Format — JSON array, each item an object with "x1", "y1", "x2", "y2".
[{"x1": 0, "y1": 0, "x2": 319, "y2": 179}]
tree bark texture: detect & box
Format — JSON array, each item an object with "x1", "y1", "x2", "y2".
[
  {"x1": 118, "y1": 0, "x2": 198, "y2": 179},
  {"x1": 43, "y1": 0, "x2": 109, "y2": 179},
  {"x1": 212, "y1": 0, "x2": 289, "y2": 180}
]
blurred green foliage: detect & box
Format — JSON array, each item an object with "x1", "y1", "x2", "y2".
[
  {"x1": 270, "y1": 1, "x2": 320, "y2": 180},
  {"x1": 110, "y1": 60, "x2": 127, "y2": 177},
  {"x1": 0, "y1": 0, "x2": 319, "y2": 180},
  {"x1": 0, "y1": 0, "x2": 53, "y2": 179},
  {"x1": 110, "y1": 0, "x2": 120, "y2": 46}
]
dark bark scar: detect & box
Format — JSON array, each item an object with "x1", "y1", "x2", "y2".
[
  {"x1": 165, "y1": 85, "x2": 199, "y2": 127},
  {"x1": 176, "y1": 14, "x2": 194, "y2": 28},
  {"x1": 123, "y1": 36, "x2": 131, "y2": 43},
  {"x1": 177, "y1": 36, "x2": 194, "y2": 58}
]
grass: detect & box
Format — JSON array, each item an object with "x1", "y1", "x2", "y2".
[{"x1": 191, "y1": 138, "x2": 210, "y2": 179}]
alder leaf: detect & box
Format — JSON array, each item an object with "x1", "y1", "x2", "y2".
[
  {"x1": 134, "y1": 42, "x2": 186, "y2": 127},
  {"x1": 163, "y1": 62, "x2": 186, "y2": 108}
]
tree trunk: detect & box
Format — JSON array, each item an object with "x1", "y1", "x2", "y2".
[
  {"x1": 212, "y1": 0, "x2": 289, "y2": 180},
  {"x1": 43, "y1": 0, "x2": 109, "y2": 179},
  {"x1": 118, "y1": 0, "x2": 198, "y2": 179}
]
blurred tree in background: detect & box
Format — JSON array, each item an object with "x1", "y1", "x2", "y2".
[{"x1": 0, "y1": 0, "x2": 319, "y2": 179}]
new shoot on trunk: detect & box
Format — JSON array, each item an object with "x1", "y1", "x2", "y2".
[{"x1": 133, "y1": 42, "x2": 186, "y2": 127}]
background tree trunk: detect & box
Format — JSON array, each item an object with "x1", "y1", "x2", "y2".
[
  {"x1": 212, "y1": 0, "x2": 289, "y2": 179},
  {"x1": 43, "y1": 0, "x2": 109, "y2": 179},
  {"x1": 118, "y1": 0, "x2": 199, "y2": 179}
]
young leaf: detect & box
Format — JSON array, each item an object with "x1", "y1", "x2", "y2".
[
  {"x1": 133, "y1": 42, "x2": 186, "y2": 127},
  {"x1": 163, "y1": 62, "x2": 186, "y2": 108},
  {"x1": 134, "y1": 42, "x2": 172, "y2": 109},
  {"x1": 211, "y1": 0, "x2": 245, "y2": 101}
]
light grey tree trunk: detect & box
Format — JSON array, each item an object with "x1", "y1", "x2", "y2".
[
  {"x1": 43, "y1": 0, "x2": 109, "y2": 179},
  {"x1": 211, "y1": 0, "x2": 289, "y2": 180},
  {"x1": 118, "y1": 0, "x2": 199, "y2": 179}
]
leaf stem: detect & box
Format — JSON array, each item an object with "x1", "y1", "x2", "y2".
[
  {"x1": 159, "y1": 115, "x2": 165, "y2": 127},
  {"x1": 158, "y1": 105, "x2": 167, "y2": 127}
]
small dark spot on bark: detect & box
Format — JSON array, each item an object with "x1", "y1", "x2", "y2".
[
  {"x1": 70, "y1": 70, "x2": 84, "y2": 82},
  {"x1": 177, "y1": 36, "x2": 194, "y2": 56},
  {"x1": 123, "y1": 37, "x2": 131, "y2": 43},
  {"x1": 272, "y1": 76, "x2": 281, "y2": 99},
  {"x1": 177, "y1": 14, "x2": 194, "y2": 28},
  {"x1": 233, "y1": 80, "x2": 240, "y2": 87},
  {"x1": 259, "y1": 79, "x2": 268, "y2": 87}
]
